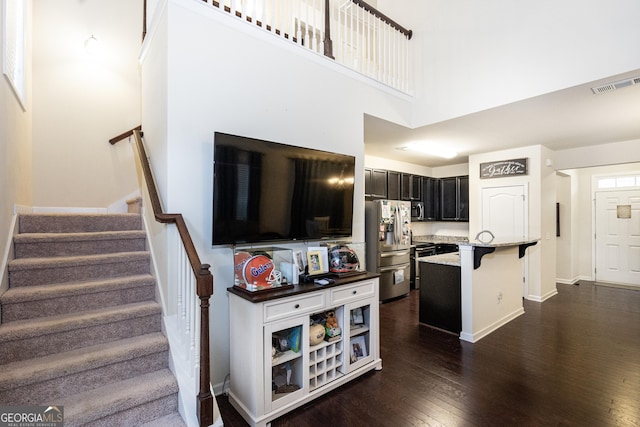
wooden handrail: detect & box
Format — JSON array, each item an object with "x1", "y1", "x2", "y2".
[
  {"x1": 111, "y1": 127, "x2": 214, "y2": 427},
  {"x1": 351, "y1": 0, "x2": 412, "y2": 39},
  {"x1": 108, "y1": 125, "x2": 141, "y2": 145}
]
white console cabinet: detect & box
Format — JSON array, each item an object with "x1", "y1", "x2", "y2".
[{"x1": 228, "y1": 274, "x2": 382, "y2": 427}]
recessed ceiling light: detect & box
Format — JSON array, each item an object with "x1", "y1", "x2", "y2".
[{"x1": 396, "y1": 142, "x2": 458, "y2": 159}]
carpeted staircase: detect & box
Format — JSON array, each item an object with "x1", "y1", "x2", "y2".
[{"x1": 0, "y1": 213, "x2": 186, "y2": 426}]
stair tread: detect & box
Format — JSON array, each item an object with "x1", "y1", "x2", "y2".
[
  {"x1": 139, "y1": 412, "x2": 186, "y2": 427},
  {"x1": 0, "y1": 332, "x2": 168, "y2": 391},
  {"x1": 0, "y1": 274, "x2": 155, "y2": 303},
  {"x1": 8, "y1": 251, "x2": 150, "y2": 271},
  {"x1": 19, "y1": 213, "x2": 142, "y2": 233},
  {"x1": 0, "y1": 301, "x2": 161, "y2": 341},
  {"x1": 60, "y1": 369, "x2": 178, "y2": 423},
  {"x1": 14, "y1": 230, "x2": 147, "y2": 242}
]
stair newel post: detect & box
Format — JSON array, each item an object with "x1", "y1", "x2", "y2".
[
  {"x1": 323, "y1": 0, "x2": 334, "y2": 59},
  {"x1": 196, "y1": 263, "x2": 214, "y2": 427}
]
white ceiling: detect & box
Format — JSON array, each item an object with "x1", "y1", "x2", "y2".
[{"x1": 364, "y1": 68, "x2": 640, "y2": 168}]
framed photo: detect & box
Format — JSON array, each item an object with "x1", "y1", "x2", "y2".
[
  {"x1": 293, "y1": 250, "x2": 305, "y2": 274},
  {"x1": 350, "y1": 335, "x2": 368, "y2": 362},
  {"x1": 307, "y1": 246, "x2": 329, "y2": 273},
  {"x1": 306, "y1": 250, "x2": 324, "y2": 275},
  {"x1": 351, "y1": 307, "x2": 364, "y2": 325}
]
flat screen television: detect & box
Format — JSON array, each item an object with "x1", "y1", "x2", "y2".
[{"x1": 213, "y1": 132, "x2": 355, "y2": 245}]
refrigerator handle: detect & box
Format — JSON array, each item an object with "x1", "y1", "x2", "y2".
[
  {"x1": 394, "y1": 205, "x2": 401, "y2": 245},
  {"x1": 379, "y1": 263, "x2": 411, "y2": 272},
  {"x1": 380, "y1": 251, "x2": 410, "y2": 258}
]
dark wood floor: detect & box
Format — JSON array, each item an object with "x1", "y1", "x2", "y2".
[{"x1": 218, "y1": 282, "x2": 640, "y2": 426}]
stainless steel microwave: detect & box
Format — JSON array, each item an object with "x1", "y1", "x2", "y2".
[{"x1": 411, "y1": 201, "x2": 424, "y2": 220}]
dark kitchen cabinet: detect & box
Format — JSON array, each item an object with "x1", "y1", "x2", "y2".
[
  {"x1": 440, "y1": 176, "x2": 469, "y2": 221},
  {"x1": 458, "y1": 176, "x2": 469, "y2": 221},
  {"x1": 401, "y1": 173, "x2": 422, "y2": 201},
  {"x1": 421, "y1": 177, "x2": 440, "y2": 220},
  {"x1": 419, "y1": 261, "x2": 461, "y2": 334},
  {"x1": 364, "y1": 168, "x2": 388, "y2": 200},
  {"x1": 387, "y1": 171, "x2": 401, "y2": 200}
]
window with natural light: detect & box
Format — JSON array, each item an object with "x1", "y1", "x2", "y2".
[{"x1": 597, "y1": 175, "x2": 640, "y2": 189}]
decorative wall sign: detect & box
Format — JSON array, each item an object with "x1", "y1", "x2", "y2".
[{"x1": 480, "y1": 158, "x2": 528, "y2": 179}]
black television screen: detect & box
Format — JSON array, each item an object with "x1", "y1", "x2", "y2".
[{"x1": 213, "y1": 132, "x2": 355, "y2": 245}]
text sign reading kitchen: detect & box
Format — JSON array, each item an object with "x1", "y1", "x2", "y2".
[{"x1": 480, "y1": 158, "x2": 528, "y2": 179}]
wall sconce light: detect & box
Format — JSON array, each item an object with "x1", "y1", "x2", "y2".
[{"x1": 84, "y1": 35, "x2": 98, "y2": 54}]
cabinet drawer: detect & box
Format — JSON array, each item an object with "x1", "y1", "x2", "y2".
[
  {"x1": 264, "y1": 293, "x2": 325, "y2": 323},
  {"x1": 330, "y1": 281, "x2": 375, "y2": 305}
]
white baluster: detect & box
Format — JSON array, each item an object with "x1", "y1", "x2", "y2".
[
  {"x1": 183, "y1": 251, "x2": 190, "y2": 347},
  {"x1": 189, "y1": 270, "x2": 196, "y2": 367},
  {"x1": 175, "y1": 231, "x2": 184, "y2": 340},
  {"x1": 359, "y1": 5, "x2": 364, "y2": 73},
  {"x1": 312, "y1": 0, "x2": 317, "y2": 52},
  {"x1": 230, "y1": 0, "x2": 237, "y2": 17},
  {"x1": 297, "y1": 0, "x2": 303, "y2": 46}
]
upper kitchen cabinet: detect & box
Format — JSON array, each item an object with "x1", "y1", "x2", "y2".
[
  {"x1": 440, "y1": 176, "x2": 469, "y2": 221},
  {"x1": 387, "y1": 171, "x2": 401, "y2": 200},
  {"x1": 401, "y1": 173, "x2": 422, "y2": 201},
  {"x1": 364, "y1": 168, "x2": 388, "y2": 200},
  {"x1": 421, "y1": 177, "x2": 440, "y2": 221}
]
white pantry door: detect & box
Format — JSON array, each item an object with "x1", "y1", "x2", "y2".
[
  {"x1": 595, "y1": 190, "x2": 640, "y2": 286},
  {"x1": 481, "y1": 185, "x2": 527, "y2": 240},
  {"x1": 481, "y1": 185, "x2": 528, "y2": 296}
]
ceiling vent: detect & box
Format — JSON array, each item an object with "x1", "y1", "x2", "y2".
[{"x1": 591, "y1": 76, "x2": 640, "y2": 95}]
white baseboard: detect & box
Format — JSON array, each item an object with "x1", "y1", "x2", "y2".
[
  {"x1": 556, "y1": 276, "x2": 580, "y2": 285},
  {"x1": 460, "y1": 307, "x2": 525, "y2": 343},
  {"x1": 0, "y1": 212, "x2": 19, "y2": 295},
  {"x1": 526, "y1": 287, "x2": 559, "y2": 303}
]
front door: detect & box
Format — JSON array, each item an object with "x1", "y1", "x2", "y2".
[{"x1": 595, "y1": 190, "x2": 640, "y2": 286}]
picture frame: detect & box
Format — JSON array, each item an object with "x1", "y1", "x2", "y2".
[
  {"x1": 293, "y1": 250, "x2": 305, "y2": 274},
  {"x1": 306, "y1": 250, "x2": 324, "y2": 275},
  {"x1": 307, "y1": 246, "x2": 329, "y2": 273},
  {"x1": 350, "y1": 335, "x2": 368, "y2": 362},
  {"x1": 351, "y1": 307, "x2": 364, "y2": 325}
]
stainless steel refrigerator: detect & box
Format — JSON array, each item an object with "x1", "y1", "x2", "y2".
[{"x1": 365, "y1": 200, "x2": 412, "y2": 301}]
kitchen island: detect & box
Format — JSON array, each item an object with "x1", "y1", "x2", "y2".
[{"x1": 418, "y1": 237, "x2": 538, "y2": 343}]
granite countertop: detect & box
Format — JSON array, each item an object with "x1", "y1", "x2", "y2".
[
  {"x1": 417, "y1": 252, "x2": 460, "y2": 267},
  {"x1": 412, "y1": 235, "x2": 468, "y2": 244},
  {"x1": 458, "y1": 237, "x2": 539, "y2": 248}
]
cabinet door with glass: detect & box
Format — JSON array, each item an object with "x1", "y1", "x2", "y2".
[
  {"x1": 345, "y1": 301, "x2": 375, "y2": 372},
  {"x1": 265, "y1": 317, "x2": 306, "y2": 412}
]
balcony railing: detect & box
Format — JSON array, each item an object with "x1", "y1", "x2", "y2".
[{"x1": 201, "y1": 0, "x2": 412, "y2": 93}]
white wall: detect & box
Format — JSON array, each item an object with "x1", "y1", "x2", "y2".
[
  {"x1": 384, "y1": 0, "x2": 640, "y2": 127},
  {"x1": 31, "y1": 0, "x2": 141, "y2": 209},
  {"x1": 554, "y1": 139, "x2": 640, "y2": 170},
  {"x1": 0, "y1": 0, "x2": 33, "y2": 292},
  {"x1": 141, "y1": 0, "x2": 414, "y2": 390},
  {"x1": 555, "y1": 172, "x2": 576, "y2": 284}
]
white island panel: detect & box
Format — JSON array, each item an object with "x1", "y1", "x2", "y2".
[{"x1": 459, "y1": 242, "x2": 535, "y2": 343}]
